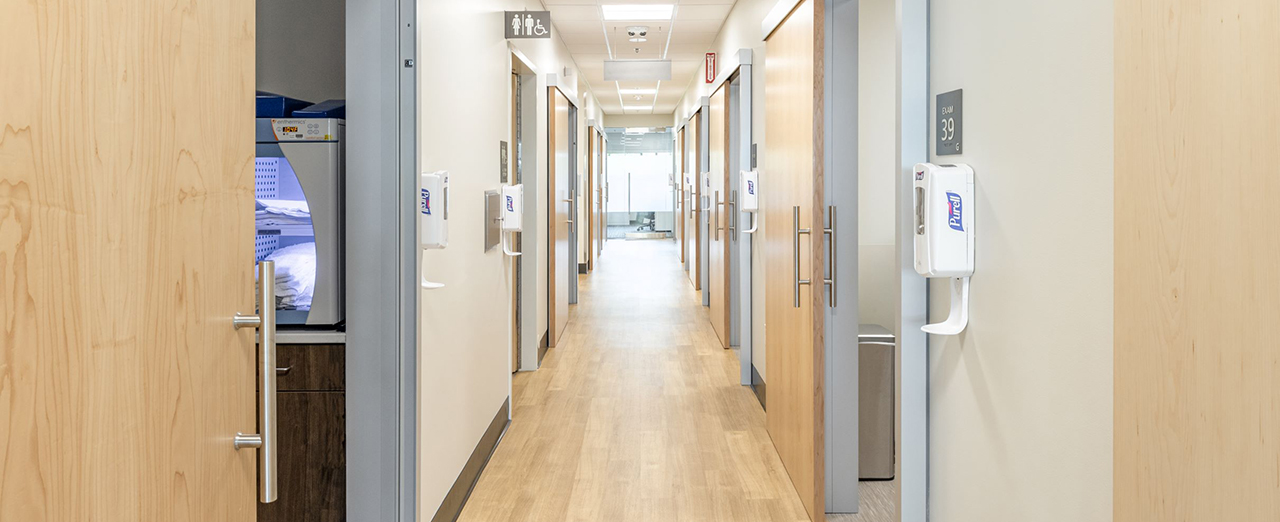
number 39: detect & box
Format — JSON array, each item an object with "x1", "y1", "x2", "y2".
[{"x1": 940, "y1": 117, "x2": 955, "y2": 141}]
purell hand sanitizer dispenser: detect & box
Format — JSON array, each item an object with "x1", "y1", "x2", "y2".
[
  {"x1": 501, "y1": 184, "x2": 523, "y2": 257},
  {"x1": 420, "y1": 171, "x2": 449, "y2": 289},
  {"x1": 913, "y1": 163, "x2": 974, "y2": 335},
  {"x1": 740, "y1": 170, "x2": 759, "y2": 234}
]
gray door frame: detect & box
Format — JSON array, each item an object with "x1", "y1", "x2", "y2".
[
  {"x1": 824, "y1": 0, "x2": 861, "y2": 512},
  {"x1": 896, "y1": 0, "x2": 929, "y2": 519},
  {"x1": 345, "y1": 0, "x2": 417, "y2": 519}
]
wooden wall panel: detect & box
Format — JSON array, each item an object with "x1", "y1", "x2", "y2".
[{"x1": 1115, "y1": 0, "x2": 1280, "y2": 519}]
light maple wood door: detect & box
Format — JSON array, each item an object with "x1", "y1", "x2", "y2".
[
  {"x1": 708, "y1": 86, "x2": 731, "y2": 348},
  {"x1": 548, "y1": 88, "x2": 572, "y2": 346},
  {"x1": 687, "y1": 112, "x2": 702, "y2": 291},
  {"x1": 764, "y1": 0, "x2": 825, "y2": 520},
  {"x1": 676, "y1": 128, "x2": 686, "y2": 264},
  {"x1": 594, "y1": 130, "x2": 604, "y2": 262},
  {"x1": 511, "y1": 72, "x2": 520, "y2": 371},
  {"x1": 586, "y1": 128, "x2": 596, "y2": 272},
  {"x1": 0, "y1": 0, "x2": 258, "y2": 520},
  {"x1": 1116, "y1": 0, "x2": 1280, "y2": 519}
]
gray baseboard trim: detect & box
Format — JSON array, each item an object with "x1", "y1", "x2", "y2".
[
  {"x1": 429, "y1": 398, "x2": 511, "y2": 522},
  {"x1": 750, "y1": 365, "x2": 766, "y2": 410}
]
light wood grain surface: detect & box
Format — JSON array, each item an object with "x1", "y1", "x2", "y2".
[
  {"x1": 0, "y1": 0, "x2": 257, "y2": 519},
  {"x1": 549, "y1": 88, "x2": 572, "y2": 346},
  {"x1": 456, "y1": 240, "x2": 814, "y2": 522},
  {"x1": 677, "y1": 128, "x2": 686, "y2": 264},
  {"x1": 708, "y1": 85, "x2": 732, "y2": 348},
  {"x1": 764, "y1": 0, "x2": 826, "y2": 520},
  {"x1": 688, "y1": 112, "x2": 703, "y2": 291},
  {"x1": 1115, "y1": 0, "x2": 1280, "y2": 519}
]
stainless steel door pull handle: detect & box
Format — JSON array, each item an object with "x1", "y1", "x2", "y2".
[
  {"x1": 234, "y1": 261, "x2": 278, "y2": 504},
  {"x1": 793, "y1": 206, "x2": 812, "y2": 308},
  {"x1": 824, "y1": 205, "x2": 836, "y2": 307}
]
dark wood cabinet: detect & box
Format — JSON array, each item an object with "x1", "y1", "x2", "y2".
[{"x1": 259, "y1": 343, "x2": 346, "y2": 522}]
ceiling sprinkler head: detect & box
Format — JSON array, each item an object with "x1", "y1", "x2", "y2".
[{"x1": 634, "y1": 47, "x2": 641, "y2": 54}]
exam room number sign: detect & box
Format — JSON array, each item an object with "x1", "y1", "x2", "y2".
[{"x1": 936, "y1": 89, "x2": 963, "y2": 155}]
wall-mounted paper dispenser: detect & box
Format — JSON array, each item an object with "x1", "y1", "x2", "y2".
[
  {"x1": 740, "y1": 170, "x2": 759, "y2": 233},
  {"x1": 501, "y1": 184, "x2": 523, "y2": 257},
  {"x1": 420, "y1": 170, "x2": 449, "y2": 289},
  {"x1": 913, "y1": 163, "x2": 974, "y2": 335}
]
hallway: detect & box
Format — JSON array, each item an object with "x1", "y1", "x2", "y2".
[{"x1": 457, "y1": 239, "x2": 811, "y2": 522}]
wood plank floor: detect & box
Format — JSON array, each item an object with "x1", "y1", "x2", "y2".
[{"x1": 456, "y1": 239, "x2": 893, "y2": 522}]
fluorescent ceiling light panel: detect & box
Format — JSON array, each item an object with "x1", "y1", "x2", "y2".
[
  {"x1": 619, "y1": 88, "x2": 657, "y2": 95},
  {"x1": 602, "y1": 4, "x2": 674, "y2": 21},
  {"x1": 623, "y1": 106, "x2": 651, "y2": 110}
]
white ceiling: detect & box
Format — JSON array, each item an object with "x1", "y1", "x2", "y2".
[{"x1": 542, "y1": 0, "x2": 737, "y2": 116}]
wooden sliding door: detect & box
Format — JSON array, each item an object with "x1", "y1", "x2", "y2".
[
  {"x1": 764, "y1": 0, "x2": 826, "y2": 520},
  {"x1": 594, "y1": 130, "x2": 605, "y2": 261},
  {"x1": 1115, "y1": 0, "x2": 1280, "y2": 519},
  {"x1": 586, "y1": 127, "x2": 596, "y2": 272},
  {"x1": 676, "y1": 127, "x2": 686, "y2": 264},
  {"x1": 687, "y1": 111, "x2": 703, "y2": 291},
  {"x1": 548, "y1": 88, "x2": 572, "y2": 346},
  {"x1": 708, "y1": 86, "x2": 732, "y2": 348},
  {"x1": 0, "y1": 0, "x2": 259, "y2": 519}
]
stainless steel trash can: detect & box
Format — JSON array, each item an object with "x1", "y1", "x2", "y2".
[{"x1": 859, "y1": 324, "x2": 895, "y2": 480}]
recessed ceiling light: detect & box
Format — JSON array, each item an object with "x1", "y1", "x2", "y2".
[
  {"x1": 619, "y1": 88, "x2": 657, "y2": 95},
  {"x1": 602, "y1": 4, "x2": 675, "y2": 21}
]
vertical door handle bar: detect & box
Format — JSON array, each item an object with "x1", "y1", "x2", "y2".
[
  {"x1": 824, "y1": 205, "x2": 836, "y2": 307},
  {"x1": 729, "y1": 190, "x2": 737, "y2": 241},
  {"x1": 233, "y1": 261, "x2": 278, "y2": 504},
  {"x1": 713, "y1": 190, "x2": 722, "y2": 240},
  {"x1": 793, "y1": 206, "x2": 811, "y2": 308}
]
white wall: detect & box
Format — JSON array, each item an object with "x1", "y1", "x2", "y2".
[
  {"x1": 926, "y1": 1, "x2": 1113, "y2": 521},
  {"x1": 416, "y1": 2, "x2": 601, "y2": 518},
  {"x1": 856, "y1": 0, "x2": 897, "y2": 331}
]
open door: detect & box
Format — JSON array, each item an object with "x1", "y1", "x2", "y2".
[
  {"x1": 687, "y1": 111, "x2": 703, "y2": 291},
  {"x1": 586, "y1": 126, "x2": 597, "y2": 272},
  {"x1": 708, "y1": 86, "x2": 732, "y2": 348},
  {"x1": 593, "y1": 129, "x2": 605, "y2": 263},
  {"x1": 675, "y1": 127, "x2": 686, "y2": 264},
  {"x1": 764, "y1": 0, "x2": 827, "y2": 520},
  {"x1": 0, "y1": 0, "x2": 261, "y2": 519},
  {"x1": 548, "y1": 87, "x2": 573, "y2": 346}
]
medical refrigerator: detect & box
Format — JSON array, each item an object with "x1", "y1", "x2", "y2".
[{"x1": 255, "y1": 94, "x2": 345, "y2": 326}]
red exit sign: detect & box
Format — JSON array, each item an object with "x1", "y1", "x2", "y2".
[{"x1": 705, "y1": 52, "x2": 716, "y2": 83}]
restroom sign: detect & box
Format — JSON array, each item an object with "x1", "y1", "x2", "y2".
[
  {"x1": 505, "y1": 11, "x2": 551, "y2": 39},
  {"x1": 705, "y1": 53, "x2": 717, "y2": 83}
]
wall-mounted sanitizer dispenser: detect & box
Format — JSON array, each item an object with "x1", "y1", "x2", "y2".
[
  {"x1": 740, "y1": 170, "x2": 759, "y2": 233},
  {"x1": 913, "y1": 163, "x2": 974, "y2": 335},
  {"x1": 501, "y1": 184, "x2": 523, "y2": 257},
  {"x1": 420, "y1": 170, "x2": 449, "y2": 289}
]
